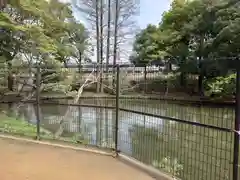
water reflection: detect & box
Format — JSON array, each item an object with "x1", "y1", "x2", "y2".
[{"x1": 0, "y1": 103, "x2": 165, "y2": 153}]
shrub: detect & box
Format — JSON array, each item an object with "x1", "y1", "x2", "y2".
[
  {"x1": 204, "y1": 73, "x2": 236, "y2": 97},
  {"x1": 129, "y1": 73, "x2": 198, "y2": 94}
]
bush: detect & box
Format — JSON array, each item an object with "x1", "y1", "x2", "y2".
[
  {"x1": 204, "y1": 73, "x2": 236, "y2": 97},
  {"x1": 130, "y1": 73, "x2": 199, "y2": 94}
]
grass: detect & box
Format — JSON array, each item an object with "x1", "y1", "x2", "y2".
[
  {"x1": 0, "y1": 114, "x2": 51, "y2": 137},
  {"x1": 0, "y1": 113, "x2": 89, "y2": 145}
]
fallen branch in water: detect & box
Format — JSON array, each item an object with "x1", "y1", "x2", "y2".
[{"x1": 54, "y1": 68, "x2": 100, "y2": 138}]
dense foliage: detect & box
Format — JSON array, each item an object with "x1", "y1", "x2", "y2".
[
  {"x1": 131, "y1": 0, "x2": 240, "y2": 98},
  {"x1": 0, "y1": 0, "x2": 88, "y2": 94}
]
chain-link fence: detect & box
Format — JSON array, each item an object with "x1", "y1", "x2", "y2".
[{"x1": 0, "y1": 64, "x2": 239, "y2": 180}]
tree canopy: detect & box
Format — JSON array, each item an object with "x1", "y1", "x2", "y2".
[
  {"x1": 0, "y1": 0, "x2": 89, "y2": 94},
  {"x1": 132, "y1": 0, "x2": 240, "y2": 64},
  {"x1": 131, "y1": 0, "x2": 240, "y2": 97}
]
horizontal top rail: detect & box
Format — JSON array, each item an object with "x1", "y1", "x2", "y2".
[
  {"x1": 120, "y1": 108, "x2": 233, "y2": 132},
  {"x1": 0, "y1": 64, "x2": 145, "y2": 69}
]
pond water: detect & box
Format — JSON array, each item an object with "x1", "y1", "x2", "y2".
[{"x1": 0, "y1": 98, "x2": 237, "y2": 180}]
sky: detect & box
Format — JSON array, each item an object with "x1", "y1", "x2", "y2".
[
  {"x1": 137, "y1": 0, "x2": 171, "y2": 28},
  {"x1": 62, "y1": 0, "x2": 171, "y2": 28},
  {"x1": 60, "y1": 0, "x2": 171, "y2": 62}
]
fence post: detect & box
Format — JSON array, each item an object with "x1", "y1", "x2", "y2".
[
  {"x1": 233, "y1": 67, "x2": 240, "y2": 180},
  {"x1": 36, "y1": 65, "x2": 41, "y2": 140},
  {"x1": 144, "y1": 65, "x2": 147, "y2": 93},
  {"x1": 115, "y1": 64, "x2": 120, "y2": 156}
]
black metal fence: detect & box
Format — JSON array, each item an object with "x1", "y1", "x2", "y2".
[{"x1": 0, "y1": 64, "x2": 239, "y2": 180}]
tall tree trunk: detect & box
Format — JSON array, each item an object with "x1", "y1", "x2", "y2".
[
  {"x1": 7, "y1": 61, "x2": 14, "y2": 91},
  {"x1": 99, "y1": 0, "x2": 104, "y2": 93},
  {"x1": 112, "y1": 0, "x2": 119, "y2": 88},
  {"x1": 78, "y1": 51, "x2": 82, "y2": 73},
  {"x1": 105, "y1": 0, "x2": 111, "y2": 144},
  {"x1": 95, "y1": 0, "x2": 100, "y2": 93},
  {"x1": 198, "y1": 36, "x2": 204, "y2": 96},
  {"x1": 0, "y1": 0, "x2": 6, "y2": 9},
  {"x1": 106, "y1": 0, "x2": 111, "y2": 91},
  {"x1": 180, "y1": 58, "x2": 186, "y2": 88}
]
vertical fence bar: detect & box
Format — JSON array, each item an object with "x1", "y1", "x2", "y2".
[
  {"x1": 36, "y1": 65, "x2": 41, "y2": 140},
  {"x1": 144, "y1": 65, "x2": 147, "y2": 93},
  {"x1": 115, "y1": 65, "x2": 120, "y2": 156},
  {"x1": 233, "y1": 68, "x2": 240, "y2": 180}
]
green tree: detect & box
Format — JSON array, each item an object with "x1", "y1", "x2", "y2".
[
  {"x1": 131, "y1": 0, "x2": 240, "y2": 97},
  {"x1": 132, "y1": 25, "x2": 160, "y2": 65},
  {"x1": 0, "y1": 0, "x2": 88, "y2": 94}
]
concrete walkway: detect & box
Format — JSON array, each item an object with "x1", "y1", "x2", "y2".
[{"x1": 0, "y1": 138, "x2": 154, "y2": 180}]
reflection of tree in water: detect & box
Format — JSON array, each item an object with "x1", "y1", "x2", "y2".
[
  {"x1": 37, "y1": 104, "x2": 68, "y2": 116},
  {"x1": 38, "y1": 105, "x2": 95, "y2": 144},
  {"x1": 130, "y1": 122, "x2": 233, "y2": 180},
  {"x1": 4, "y1": 103, "x2": 33, "y2": 122},
  {"x1": 31, "y1": 104, "x2": 76, "y2": 136}
]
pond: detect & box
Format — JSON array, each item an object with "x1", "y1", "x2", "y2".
[{"x1": 0, "y1": 98, "x2": 237, "y2": 180}]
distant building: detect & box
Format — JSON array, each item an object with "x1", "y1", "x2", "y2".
[{"x1": 149, "y1": 59, "x2": 165, "y2": 67}]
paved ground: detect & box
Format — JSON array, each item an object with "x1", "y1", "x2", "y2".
[{"x1": 0, "y1": 138, "x2": 154, "y2": 180}]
